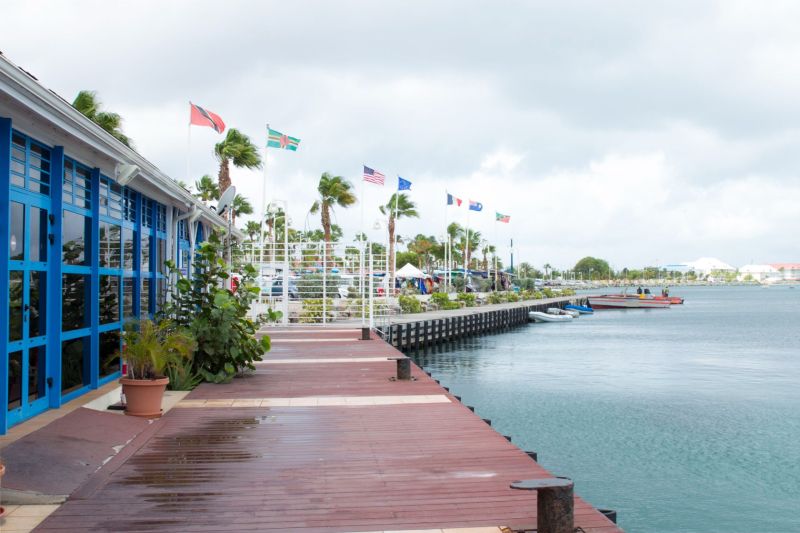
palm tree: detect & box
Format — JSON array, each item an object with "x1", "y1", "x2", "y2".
[
  {"x1": 379, "y1": 193, "x2": 418, "y2": 280},
  {"x1": 543, "y1": 263, "x2": 553, "y2": 280},
  {"x1": 214, "y1": 129, "x2": 262, "y2": 194},
  {"x1": 230, "y1": 194, "x2": 253, "y2": 224},
  {"x1": 459, "y1": 230, "x2": 481, "y2": 270},
  {"x1": 194, "y1": 175, "x2": 220, "y2": 203},
  {"x1": 245, "y1": 221, "x2": 261, "y2": 242},
  {"x1": 518, "y1": 262, "x2": 533, "y2": 278},
  {"x1": 408, "y1": 234, "x2": 437, "y2": 272},
  {"x1": 72, "y1": 90, "x2": 133, "y2": 147},
  {"x1": 481, "y1": 242, "x2": 496, "y2": 271},
  {"x1": 309, "y1": 172, "x2": 356, "y2": 266}
]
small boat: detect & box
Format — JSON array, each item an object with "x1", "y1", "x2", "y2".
[
  {"x1": 588, "y1": 295, "x2": 671, "y2": 309},
  {"x1": 565, "y1": 304, "x2": 594, "y2": 314},
  {"x1": 529, "y1": 311, "x2": 573, "y2": 323},
  {"x1": 546, "y1": 307, "x2": 580, "y2": 318},
  {"x1": 653, "y1": 295, "x2": 684, "y2": 304}
]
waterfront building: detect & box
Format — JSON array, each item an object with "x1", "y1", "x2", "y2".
[
  {"x1": 768, "y1": 263, "x2": 800, "y2": 282},
  {"x1": 737, "y1": 264, "x2": 780, "y2": 283},
  {"x1": 0, "y1": 53, "x2": 235, "y2": 434}
]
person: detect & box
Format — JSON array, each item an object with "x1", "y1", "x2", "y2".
[
  {"x1": 644, "y1": 288, "x2": 651, "y2": 295},
  {"x1": 665, "y1": 286, "x2": 670, "y2": 297},
  {"x1": 637, "y1": 286, "x2": 643, "y2": 295}
]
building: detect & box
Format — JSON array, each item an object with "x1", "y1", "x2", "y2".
[
  {"x1": 768, "y1": 263, "x2": 800, "y2": 282},
  {"x1": 737, "y1": 264, "x2": 780, "y2": 283},
  {"x1": 1, "y1": 53, "x2": 236, "y2": 434}
]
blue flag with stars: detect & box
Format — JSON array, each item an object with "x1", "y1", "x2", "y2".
[{"x1": 398, "y1": 176, "x2": 412, "y2": 191}]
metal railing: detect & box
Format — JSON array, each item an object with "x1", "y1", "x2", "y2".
[{"x1": 241, "y1": 241, "x2": 395, "y2": 327}]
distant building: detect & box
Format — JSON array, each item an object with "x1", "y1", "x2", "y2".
[
  {"x1": 769, "y1": 263, "x2": 800, "y2": 281},
  {"x1": 737, "y1": 264, "x2": 780, "y2": 282},
  {"x1": 681, "y1": 257, "x2": 736, "y2": 277}
]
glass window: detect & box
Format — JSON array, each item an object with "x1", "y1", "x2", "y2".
[
  {"x1": 9, "y1": 272, "x2": 23, "y2": 342},
  {"x1": 99, "y1": 221, "x2": 122, "y2": 269},
  {"x1": 156, "y1": 278, "x2": 166, "y2": 310},
  {"x1": 123, "y1": 227, "x2": 135, "y2": 271},
  {"x1": 30, "y1": 271, "x2": 46, "y2": 338},
  {"x1": 99, "y1": 330, "x2": 121, "y2": 378},
  {"x1": 141, "y1": 278, "x2": 150, "y2": 318},
  {"x1": 141, "y1": 232, "x2": 151, "y2": 272},
  {"x1": 8, "y1": 351, "x2": 22, "y2": 410},
  {"x1": 63, "y1": 159, "x2": 92, "y2": 209},
  {"x1": 62, "y1": 210, "x2": 88, "y2": 265},
  {"x1": 123, "y1": 277, "x2": 135, "y2": 319},
  {"x1": 100, "y1": 275, "x2": 120, "y2": 324},
  {"x1": 100, "y1": 177, "x2": 123, "y2": 219},
  {"x1": 157, "y1": 239, "x2": 167, "y2": 275},
  {"x1": 123, "y1": 188, "x2": 136, "y2": 222},
  {"x1": 61, "y1": 337, "x2": 90, "y2": 394},
  {"x1": 29, "y1": 346, "x2": 47, "y2": 402},
  {"x1": 62, "y1": 274, "x2": 88, "y2": 331},
  {"x1": 30, "y1": 206, "x2": 48, "y2": 262},
  {"x1": 10, "y1": 202, "x2": 24, "y2": 261}
]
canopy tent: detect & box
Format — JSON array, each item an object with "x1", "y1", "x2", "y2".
[{"x1": 395, "y1": 263, "x2": 426, "y2": 279}]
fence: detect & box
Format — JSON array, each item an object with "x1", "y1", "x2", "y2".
[{"x1": 240, "y1": 241, "x2": 394, "y2": 328}]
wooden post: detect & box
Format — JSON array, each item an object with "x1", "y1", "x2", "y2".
[
  {"x1": 395, "y1": 358, "x2": 411, "y2": 380},
  {"x1": 510, "y1": 478, "x2": 574, "y2": 533},
  {"x1": 414, "y1": 321, "x2": 420, "y2": 352}
]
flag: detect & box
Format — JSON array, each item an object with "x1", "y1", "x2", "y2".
[
  {"x1": 447, "y1": 193, "x2": 462, "y2": 206},
  {"x1": 363, "y1": 166, "x2": 385, "y2": 185},
  {"x1": 398, "y1": 176, "x2": 412, "y2": 191},
  {"x1": 469, "y1": 200, "x2": 483, "y2": 212},
  {"x1": 267, "y1": 127, "x2": 300, "y2": 151},
  {"x1": 189, "y1": 103, "x2": 225, "y2": 133},
  {"x1": 496, "y1": 212, "x2": 511, "y2": 223}
]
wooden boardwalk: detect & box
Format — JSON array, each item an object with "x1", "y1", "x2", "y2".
[{"x1": 35, "y1": 328, "x2": 622, "y2": 532}]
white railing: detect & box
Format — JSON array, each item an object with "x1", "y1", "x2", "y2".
[{"x1": 240, "y1": 241, "x2": 396, "y2": 327}]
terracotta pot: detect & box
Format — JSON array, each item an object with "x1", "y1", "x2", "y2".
[{"x1": 120, "y1": 377, "x2": 169, "y2": 418}]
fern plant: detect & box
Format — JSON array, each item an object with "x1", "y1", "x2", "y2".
[{"x1": 123, "y1": 319, "x2": 196, "y2": 380}]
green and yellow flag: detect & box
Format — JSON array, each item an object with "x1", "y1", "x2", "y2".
[{"x1": 267, "y1": 127, "x2": 300, "y2": 151}]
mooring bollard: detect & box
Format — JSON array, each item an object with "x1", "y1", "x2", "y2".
[
  {"x1": 598, "y1": 508, "x2": 617, "y2": 524},
  {"x1": 504, "y1": 435, "x2": 512, "y2": 442},
  {"x1": 454, "y1": 395, "x2": 461, "y2": 401},
  {"x1": 360, "y1": 327, "x2": 370, "y2": 340},
  {"x1": 510, "y1": 477, "x2": 574, "y2": 533},
  {"x1": 467, "y1": 405, "x2": 475, "y2": 412},
  {"x1": 525, "y1": 450, "x2": 539, "y2": 462},
  {"x1": 482, "y1": 418, "x2": 492, "y2": 426},
  {"x1": 395, "y1": 358, "x2": 411, "y2": 380}
]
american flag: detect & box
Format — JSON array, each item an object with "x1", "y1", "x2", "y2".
[{"x1": 363, "y1": 165, "x2": 385, "y2": 185}]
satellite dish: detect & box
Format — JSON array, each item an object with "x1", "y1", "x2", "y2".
[{"x1": 216, "y1": 186, "x2": 236, "y2": 216}]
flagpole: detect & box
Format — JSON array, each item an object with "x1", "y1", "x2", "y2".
[
  {"x1": 444, "y1": 189, "x2": 448, "y2": 292},
  {"x1": 259, "y1": 124, "x2": 269, "y2": 269},
  {"x1": 360, "y1": 165, "x2": 366, "y2": 326},
  {"x1": 393, "y1": 182, "x2": 399, "y2": 291},
  {"x1": 186, "y1": 102, "x2": 192, "y2": 187},
  {"x1": 494, "y1": 217, "x2": 498, "y2": 291},
  {"x1": 465, "y1": 207, "x2": 470, "y2": 279}
]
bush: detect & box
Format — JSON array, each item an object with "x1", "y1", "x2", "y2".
[
  {"x1": 399, "y1": 295, "x2": 422, "y2": 314},
  {"x1": 299, "y1": 299, "x2": 334, "y2": 323},
  {"x1": 487, "y1": 292, "x2": 505, "y2": 304},
  {"x1": 506, "y1": 292, "x2": 520, "y2": 302},
  {"x1": 296, "y1": 274, "x2": 341, "y2": 299},
  {"x1": 430, "y1": 292, "x2": 460, "y2": 310},
  {"x1": 457, "y1": 292, "x2": 477, "y2": 307},
  {"x1": 161, "y1": 231, "x2": 270, "y2": 384}
]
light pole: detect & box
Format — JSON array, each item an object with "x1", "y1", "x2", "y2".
[{"x1": 272, "y1": 199, "x2": 290, "y2": 325}]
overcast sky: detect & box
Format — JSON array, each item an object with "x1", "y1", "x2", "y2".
[{"x1": 4, "y1": 1, "x2": 799, "y2": 269}]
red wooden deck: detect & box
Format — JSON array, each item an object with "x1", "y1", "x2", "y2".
[{"x1": 34, "y1": 328, "x2": 623, "y2": 532}]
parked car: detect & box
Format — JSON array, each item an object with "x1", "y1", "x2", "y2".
[{"x1": 269, "y1": 278, "x2": 299, "y2": 299}]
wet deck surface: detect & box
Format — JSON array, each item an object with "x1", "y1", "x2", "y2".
[{"x1": 35, "y1": 329, "x2": 622, "y2": 532}]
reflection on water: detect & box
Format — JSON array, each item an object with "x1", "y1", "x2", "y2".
[{"x1": 414, "y1": 286, "x2": 800, "y2": 533}]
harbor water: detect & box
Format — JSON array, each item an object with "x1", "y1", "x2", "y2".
[{"x1": 414, "y1": 285, "x2": 800, "y2": 533}]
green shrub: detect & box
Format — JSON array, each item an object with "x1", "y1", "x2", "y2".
[
  {"x1": 487, "y1": 292, "x2": 505, "y2": 304},
  {"x1": 299, "y1": 299, "x2": 334, "y2": 323},
  {"x1": 399, "y1": 295, "x2": 422, "y2": 314},
  {"x1": 166, "y1": 358, "x2": 203, "y2": 391},
  {"x1": 431, "y1": 292, "x2": 460, "y2": 310},
  {"x1": 457, "y1": 292, "x2": 477, "y2": 307},
  {"x1": 506, "y1": 292, "x2": 520, "y2": 302},
  {"x1": 161, "y1": 231, "x2": 270, "y2": 384}
]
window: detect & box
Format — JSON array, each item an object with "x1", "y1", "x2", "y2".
[
  {"x1": 100, "y1": 275, "x2": 120, "y2": 324},
  {"x1": 62, "y1": 210, "x2": 89, "y2": 265},
  {"x1": 123, "y1": 227, "x2": 135, "y2": 271},
  {"x1": 123, "y1": 187, "x2": 137, "y2": 222},
  {"x1": 30, "y1": 206, "x2": 48, "y2": 263},
  {"x1": 62, "y1": 274, "x2": 88, "y2": 331},
  {"x1": 99, "y1": 176, "x2": 123, "y2": 219},
  {"x1": 99, "y1": 331, "x2": 121, "y2": 378},
  {"x1": 10, "y1": 132, "x2": 51, "y2": 195},
  {"x1": 8, "y1": 351, "x2": 22, "y2": 410},
  {"x1": 158, "y1": 238, "x2": 167, "y2": 275},
  {"x1": 123, "y1": 277, "x2": 135, "y2": 319},
  {"x1": 10, "y1": 201, "x2": 24, "y2": 261},
  {"x1": 63, "y1": 159, "x2": 92, "y2": 209},
  {"x1": 99, "y1": 221, "x2": 122, "y2": 269},
  {"x1": 9, "y1": 272, "x2": 23, "y2": 342},
  {"x1": 141, "y1": 278, "x2": 150, "y2": 318},
  {"x1": 28, "y1": 346, "x2": 47, "y2": 402},
  {"x1": 61, "y1": 337, "x2": 90, "y2": 394},
  {"x1": 29, "y1": 271, "x2": 46, "y2": 338},
  {"x1": 141, "y1": 232, "x2": 151, "y2": 272}
]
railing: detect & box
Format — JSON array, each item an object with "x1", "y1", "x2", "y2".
[{"x1": 241, "y1": 241, "x2": 395, "y2": 327}]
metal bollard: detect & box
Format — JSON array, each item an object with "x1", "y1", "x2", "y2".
[
  {"x1": 467, "y1": 405, "x2": 475, "y2": 412},
  {"x1": 396, "y1": 358, "x2": 411, "y2": 381},
  {"x1": 510, "y1": 477, "x2": 574, "y2": 533},
  {"x1": 525, "y1": 450, "x2": 538, "y2": 462},
  {"x1": 454, "y1": 395, "x2": 462, "y2": 401},
  {"x1": 482, "y1": 418, "x2": 492, "y2": 426},
  {"x1": 598, "y1": 509, "x2": 617, "y2": 524},
  {"x1": 504, "y1": 435, "x2": 512, "y2": 442},
  {"x1": 360, "y1": 327, "x2": 370, "y2": 340}
]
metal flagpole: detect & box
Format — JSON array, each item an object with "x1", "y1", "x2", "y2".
[
  {"x1": 444, "y1": 189, "x2": 448, "y2": 292},
  {"x1": 360, "y1": 166, "x2": 366, "y2": 326},
  {"x1": 186, "y1": 103, "x2": 192, "y2": 187},
  {"x1": 259, "y1": 125, "x2": 269, "y2": 269},
  {"x1": 393, "y1": 185, "x2": 399, "y2": 292}
]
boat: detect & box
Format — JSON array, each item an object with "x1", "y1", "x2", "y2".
[
  {"x1": 588, "y1": 295, "x2": 671, "y2": 309},
  {"x1": 546, "y1": 307, "x2": 580, "y2": 318},
  {"x1": 565, "y1": 304, "x2": 594, "y2": 314},
  {"x1": 654, "y1": 295, "x2": 684, "y2": 304},
  {"x1": 529, "y1": 311, "x2": 573, "y2": 323}
]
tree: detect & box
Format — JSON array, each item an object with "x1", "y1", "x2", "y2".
[
  {"x1": 408, "y1": 234, "x2": 437, "y2": 272},
  {"x1": 309, "y1": 172, "x2": 356, "y2": 266},
  {"x1": 230, "y1": 194, "x2": 253, "y2": 224},
  {"x1": 72, "y1": 90, "x2": 133, "y2": 147},
  {"x1": 244, "y1": 221, "x2": 261, "y2": 242},
  {"x1": 214, "y1": 129, "x2": 262, "y2": 194},
  {"x1": 459, "y1": 229, "x2": 481, "y2": 270},
  {"x1": 379, "y1": 193, "x2": 419, "y2": 280},
  {"x1": 543, "y1": 263, "x2": 553, "y2": 279},
  {"x1": 573, "y1": 256, "x2": 610, "y2": 280},
  {"x1": 481, "y1": 242, "x2": 496, "y2": 271},
  {"x1": 194, "y1": 175, "x2": 220, "y2": 203}
]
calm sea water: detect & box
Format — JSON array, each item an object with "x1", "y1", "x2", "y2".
[{"x1": 413, "y1": 286, "x2": 800, "y2": 533}]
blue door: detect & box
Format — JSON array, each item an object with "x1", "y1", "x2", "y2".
[{"x1": 7, "y1": 181, "x2": 52, "y2": 425}]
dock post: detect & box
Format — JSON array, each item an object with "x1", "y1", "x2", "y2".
[
  {"x1": 526, "y1": 450, "x2": 538, "y2": 462},
  {"x1": 510, "y1": 477, "x2": 574, "y2": 533},
  {"x1": 360, "y1": 327, "x2": 370, "y2": 340},
  {"x1": 395, "y1": 358, "x2": 411, "y2": 380}
]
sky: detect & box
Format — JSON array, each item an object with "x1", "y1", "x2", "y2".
[{"x1": 3, "y1": 0, "x2": 800, "y2": 270}]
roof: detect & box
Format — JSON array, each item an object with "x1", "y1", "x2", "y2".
[
  {"x1": 395, "y1": 263, "x2": 426, "y2": 279},
  {"x1": 684, "y1": 257, "x2": 736, "y2": 271},
  {"x1": 0, "y1": 52, "x2": 243, "y2": 239},
  {"x1": 769, "y1": 263, "x2": 800, "y2": 270}
]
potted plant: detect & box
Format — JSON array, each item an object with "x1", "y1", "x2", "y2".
[{"x1": 120, "y1": 319, "x2": 196, "y2": 417}]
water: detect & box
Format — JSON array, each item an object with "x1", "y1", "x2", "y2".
[{"x1": 414, "y1": 286, "x2": 800, "y2": 533}]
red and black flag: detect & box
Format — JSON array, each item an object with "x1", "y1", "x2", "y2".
[{"x1": 189, "y1": 102, "x2": 225, "y2": 134}]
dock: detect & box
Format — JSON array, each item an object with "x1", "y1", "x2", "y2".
[
  {"x1": 28, "y1": 326, "x2": 620, "y2": 532},
  {"x1": 384, "y1": 296, "x2": 584, "y2": 352}
]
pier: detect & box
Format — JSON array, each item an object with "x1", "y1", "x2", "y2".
[
  {"x1": 384, "y1": 296, "x2": 585, "y2": 352},
  {"x1": 28, "y1": 326, "x2": 620, "y2": 532}
]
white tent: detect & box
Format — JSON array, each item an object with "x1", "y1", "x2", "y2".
[{"x1": 395, "y1": 263, "x2": 426, "y2": 279}]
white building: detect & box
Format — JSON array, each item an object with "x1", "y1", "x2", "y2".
[{"x1": 737, "y1": 264, "x2": 780, "y2": 282}]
